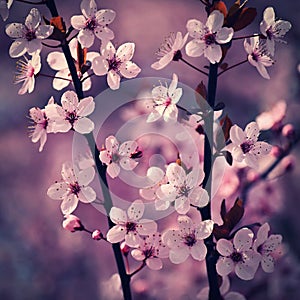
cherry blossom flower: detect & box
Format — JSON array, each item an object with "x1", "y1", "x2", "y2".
[
  {"x1": 147, "y1": 73, "x2": 182, "y2": 123},
  {"x1": 5, "y1": 8, "x2": 53, "y2": 58},
  {"x1": 244, "y1": 37, "x2": 274, "y2": 79},
  {"x1": 28, "y1": 97, "x2": 57, "y2": 152},
  {"x1": 92, "y1": 41, "x2": 141, "y2": 90},
  {"x1": 0, "y1": 0, "x2": 13, "y2": 21},
  {"x1": 47, "y1": 39, "x2": 98, "y2": 91},
  {"x1": 260, "y1": 7, "x2": 292, "y2": 56},
  {"x1": 216, "y1": 228, "x2": 261, "y2": 280},
  {"x1": 99, "y1": 135, "x2": 141, "y2": 178},
  {"x1": 70, "y1": 0, "x2": 115, "y2": 48},
  {"x1": 14, "y1": 52, "x2": 41, "y2": 95},
  {"x1": 157, "y1": 162, "x2": 209, "y2": 214},
  {"x1": 162, "y1": 215, "x2": 213, "y2": 264},
  {"x1": 255, "y1": 100, "x2": 286, "y2": 131},
  {"x1": 47, "y1": 161, "x2": 96, "y2": 215},
  {"x1": 106, "y1": 200, "x2": 157, "y2": 247},
  {"x1": 49, "y1": 90, "x2": 95, "y2": 134},
  {"x1": 151, "y1": 31, "x2": 188, "y2": 70},
  {"x1": 185, "y1": 10, "x2": 234, "y2": 63},
  {"x1": 253, "y1": 223, "x2": 282, "y2": 273},
  {"x1": 131, "y1": 232, "x2": 169, "y2": 270},
  {"x1": 62, "y1": 214, "x2": 84, "y2": 232},
  {"x1": 197, "y1": 276, "x2": 246, "y2": 300},
  {"x1": 229, "y1": 121, "x2": 272, "y2": 169}
]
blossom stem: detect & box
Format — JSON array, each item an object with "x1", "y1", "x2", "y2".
[
  {"x1": 38, "y1": 73, "x2": 72, "y2": 82},
  {"x1": 81, "y1": 72, "x2": 95, "y2": 83},
  {"x1": 232, "y1": 33, "x2": 261, "y2": 40},
  {"x1": 128, "y1": 261, "x2": 146, "y2": 278},
  {"x1": 217, "y1": 59, "x2": 248, "y2": 76},
  {"x1": 199, "y1": 63, "x2": 223, "y2": 300},
  {"x1": 45, "y1": 1, "x2": 133, "y2": 299},
  {"x1": 180, "y1": 57, "x2": 209, "y2": 76},
  {"x1": 41, "y1": 42, "x2": 61, "y2": 48},
  {"x1": 241, "y1": 134, "x2": 300, "y2": 202},
  {"x1": 16, "y1": 0, "x2": 46, "y2": 4}
]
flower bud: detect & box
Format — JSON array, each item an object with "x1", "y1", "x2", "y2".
[
  {"x1": 282, "y1": 124, "x2": 295, "y2": 139},
  {"x1": 62, "y1": 214, "x2": 84, "y2": 232},
  {"x1": 120, "y1": 241, "x2": 130, "y2": 256},
  {"x1": 271, "y1": 145, "x2": 283, "y2": 158},
  {"x1": 92, "y1": 229, "x2": 102, "y2": 240}
]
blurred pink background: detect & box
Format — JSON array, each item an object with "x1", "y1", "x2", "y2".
[{"x1": 0, "y1": 0, "x2": 300, "y2": 299}]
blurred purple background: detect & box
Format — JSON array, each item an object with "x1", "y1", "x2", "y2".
[{"x1": 0, "y1": 0, "x2": 300, "y2": 299}]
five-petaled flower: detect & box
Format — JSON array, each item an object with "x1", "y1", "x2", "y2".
[
  {"x1": 99, "y1": 135, "x2": 141, "y2": 178},
  {"x1": 162, "y1": 215, "x2": 213, "y2": 264},
  {"x1": 47, "y1": 39, "x2": 98, "y2": 91},
  {"x1": 216, "y1": 228, "x2": 261, "y2": 280},
  {"x1": 5, "y1": 8, "x2": 53, "y2": 58},
  {"x1": 131, "y1": 232, "x2": 169, "y2": 270},
  {"x1": 47, "y1": 161, "x2": 96, "y2": 215},
  {"x1": 14, "y1": 52, "x2": 41, "y2": 95},
  {"x1": 106, "y1": 200, "x2": 157, "y2": 247},
  {"x1": 147, "y1": 73, "x2": 182, "y2": 123},
  {"x1": 28, "y1": 97, "x2": 57, "y2": 152},
  {"x1": 49, "y1": 90, "x2": 95, "y2": 134},
  {"x1": 92, "y1": 41, "x2": 141, "y2": 90},
  {"x1": 157, "y1": 162, "x2": 209, "y2": 214},
  {"x1": 244, "y1": 36, "x2": 274, "y2": 80},
  {"x1": 151, "y1": 31, "x2": 188, "y2": 70},
  {"x1": 70, "y1": 0, "x2": 116, "y2": 48},
  {"x1": 185, "y1": 10, "x2": 234, "y2": 64},
  {"x1": 229, "y1": 121, "x2": 272, "y2": 169},
  {"x1": 253, "y1": 223, "x2": 282, "y2": 273},
  {"x1": 260, "y1": 6, "x2": 292, "y2": 56}
]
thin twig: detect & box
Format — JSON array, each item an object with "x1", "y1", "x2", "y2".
[
  {"x1": 218, "y1": 59, "x2": 248, "y2": 77},
  {"x1": 16, "y1": 0, "x2": 46, "y2": 4},
  {"x1": 39, "y1": 73, "x2": 72, "y2": 82},
  {"x1": 42, "y1": 42, "x2": 61, "y2": 48},
  {"x1": 232, "y1": 33, "x2": 260, "y2": 41},
  {"x1": 180, "y1": 57, "x2": 209, "y2": 76},
  {"x1": 129, "y1": 261, "x2": 146, "y2": 278}
]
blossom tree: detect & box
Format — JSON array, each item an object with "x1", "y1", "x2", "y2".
[{"x1": 2, "y1": 0, "x2": 299, "y2": 299}]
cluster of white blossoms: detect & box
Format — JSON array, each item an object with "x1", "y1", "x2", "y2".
[{"x1": 216, "y1": 224, "x2": 282, "y2": 280}]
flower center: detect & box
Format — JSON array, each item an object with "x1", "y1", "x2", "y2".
[
  {"x1": 204, "y1": 33, "x2": 216, "y2": 45},
  {"x1": 111, "y1": 152, "x2": 120, "y2": 162},
  {"x1": 25, "y1": 29, "x2": 36, "y2": 41},
  {"x1": 66, "y1": 111, "x2": 78, "y2": 125},
  {"x1": 143, "y1": 247, "x2": 155, "y2": 259},
  {"x1": 164, "y1": 97, "x2": 172, "y2": 107},
  {"x1": 130, "y1": 149, "x2": 143, "y2": 159},
  {"x1": 26, "y1": 65, "x2": 35, "y2": 78},
  {"x1": 42, "y1": 112, "x2": 48, "y2": 129},
  {"x1": 156, "y1": 32, "x2": 176, "y2": 57},
  {"x1": 184, "y1": 233, "x2": 197, "y2": 247},
  {"x1": 266, "y1": 28, "x2": 274, "y2": 40},
  {"x1": 85, "y1": 18, "x2": 97, "y2": 31},
  {"x1": 108, "y1": 56, "x2": 122, "y2": 72},
  {"x1": 240, "y1": 140, "x2": 254, "y2": 154},
  {"x1": 69, "y1": 182, "x2": 81, "y2": 196},
  {"x1": 173, "y1": 50, "x2": 182, "y2": 61},
  {"x1": 178, "y1": 185, "x2": 190, "y2": 198},
  {"x1": 126, "y1": 222, "x2": 137, "y2": 233},
  {"x1": 230, "y1": 251, "x2": 243, "y2": 263}
]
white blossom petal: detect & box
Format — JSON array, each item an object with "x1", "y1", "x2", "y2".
[{"x1": 107, "y1": 225, "x2": 126, "y2": 243}]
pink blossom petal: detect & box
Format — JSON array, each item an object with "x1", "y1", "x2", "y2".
[
  {"x1": 110, "y1": 207, "x2": 127, "y2": 224},
  {"x1": 78, "y1": 28, "x2": 95, "y2": 48},
  {"x1": 189, "y1": 187, "x2": 209, "y2": 208},
  {"x1": 47, "y1": 182, "x2": 69, "y2": 199},
  {"x1": 62, "y1": 90, "x2": 79, "y2": 108},
  {"x1": 253, "y1": 223, "x2": 269, "y2": 249},
  {"x1": 263, "y1": 234, "x2": 282, "y2": 252},
  {"x1": 244, "y1": 153, "x2": 258, "y2": 169},
  {"x1": 151, "y1": 52, "x2": 173, "y2": 70},
  {"x1": 195, "y1": 220, "x2": 214, "y2": 240},
  {"x1": 35, "y1": 25, "x2": 53, "y2": 39},
  {"x1": 225, "y1": 292, "x2": 246, "y2": 300},
  {"x1": 155, "y1": 199, "x2": 170, "y2": 210},
  {"x1": 61, "y1": 194, "x2": 79, "y2": 215},
  {"x1": 137, "y1": 219, "x2": 158, "y2": 235},
  {"x1": 119, "y1": 140, "x2": 138, "y2": 156},
  {"x1": 206, "y1": 10, "x2": 223, "y2": 32},
  {"x1": 107, "y1": 163, "x2": 120, "y2": 178},
  {"x1": 178, "y1": 215, "x2": 194, "y2": 234},
  {"x1": 164, "y1": 105, "x2": 178, "y2": 122},
  {"x1": 77, "y1": 96, "x2": 95, "y2": 116},
  {"x1": 99, "y1": 150, "x2": 111, "y2": 165},
  {"x1": 131, "y1": 249, "x2": 145, "y2": 261},
  {"x1": 147, "y1": 167, "x2": 164, "y2": 184},
  {"x1": 139, "y1": 187, "x2": 156, "y2": 201},
  {"x1": 52, "y1": 69, "x2": 70, "y2": 90},
  {"x1": 190, "y1": 240, "x2": 207, "y2": 261},
  {"x1": 92, "y1": 56, "x2": 109, "y2": 75},
  {"x1": 27, "y1": 39, "x2": 42, "y2": 54},
  {"x1": 216, "y1": 27, "x2": 234, "y2": 44},
  {"x1": 147, "y1": 110, "x2": 162, "y2": 123},
  {"x1": 261, "y1": 255, "x2": 275, "y2": 273},
  {"x1": 74, "y1": 117, "x2": 94, "y2": 134},
  {"x1": 231, "y1": 146, "x2": 244, "y2": 162},
  {"x1": 147, "y1": 258, "x2": 163, "y2": 270},
  {"x1": 127, "y1": 200, "x2": 144, "y2": 221},
  {"x1": 47, "y1": 51, "x2": 68, "y2": 70},
  {"x1": 119, "y1": 157, "x2": 138, "y2": 171},
  {"x1": 152, "y1": 85, "x2": 168, "y2": 98},
  {"x1": 235, "y1": 251, "x2": 261, "y2": 280},
  {"x1": 9, "y1": 39, "x2": 27, "y2": 58},
  {"x1": 219, "y1": 275, "x2": 230, "y2": 295},
  {"x1": 78, "y1": 166, "x2": 95, "y2": 186},
  {"x1": 95, "y1": 9, "x2": 116, "y2": 25},
  {"x1": 79, "y1": 186, "x2": 96, "y2": 203},
  {"x1": 186, "y1": 19, "x2": 206, "y2": 39},
  {"x1": 82, "y1": 75, "x2": 92, "y2": 91},
  {"x1": 230, "y1": 125, "x2": 246, "y2": 145},
  {"x1": 116, "y1": 42, "x2": 135, "y2": 62},
  {"x1": 101, "y1": 41, "x2": 116, "y2": 59},
  {"x1": 38, "y1": 132, "x2": 47, "y2": 152},
  {"x1": 25, "y1": 8, "x2": 41, "y2": 31},
  {"x1": 5, "y1": 23, "x2": 25, "y2": 38},
  {"x1": 61, "y1": 162, "x2": 76, "y2": 182},
  {"x1": 233, "y1": 228, "x2": 254, "y2": 252},
  {"x1": 94, "y1": 25, "x2": 114, "y2": 41},
  {"x1": 216, "y1": 257, "x2": 234, "y2": 276},
  {"x1": 205, "y1": 44, "x2": 222, "y2": 64},
  {"x1": 80, "y1": 0, "x2": 97, "y2": 19},
  {"x1": 119, "y1": 61, "x2": 141, "y2": 78},
  {"x1": 125, "y1": 231, "x2": 142, "y2": 247},
  {"x1": 162, "y1": 230, "x2": 181, "y2": 248},
  {"x1": 185, "y1": 40, "x2": 206, "y2": 57},
  {"x1": 169, "y1": 247, "x2": 190, "y2": 264},
  {"x1": 245, "y1": 122, "x2": 260, "y2": 141},
  {"x1": 107, "y1": 70, "x2": 120, "y2": 90},
  {"x1": 216, "y1": 239, "x2": 234, "y2": 256},
  {"x1": 105, "y1": 135, "x2": 119, "y2": 153},
  {"x1": 170, "y1": 88, "x2": 182, "y2": 104},
  {"x1": 70, "y1": 15, "x2": 86, "y2": 30},
  {"x1": 252, "y1": 142, "x2": 272, "y2": 156},
  {"x1": 107, "y1": 225, "x2": 126, "y2": 243},
  {"x1": 166, "y1": 163, "x2": 186, "y2": 186},
  {"x1": 175, "y1": 197, "x2": 190, "y2": 214}
]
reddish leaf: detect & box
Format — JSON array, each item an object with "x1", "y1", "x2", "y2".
[
  {"x1": 210, "y1": 1, "x2": 228, "y2": 18},
  {"x1": 50, "y1": 16, "x2": 66, "y2": 33},
  {"x1": 220, "y1": 114, "x2": 233, "y2": 142},
  {"x1": 227, "y1": 0, "x2": 241, "y2": 18},
  {"x1": 195, "y1": 81, "x2": 207, "y2": 110},
  {"x1": 77, "y1": 42, "x2": 87, "y2": 70},
  {"x1": 232, "y1": 7, "x2": 257, "y2": 32},
  {"x1": 219, "y1": 62, "x2": 228, "y2": 71},
  {"x1": 220, "y1": 199, "x2": 227, "y2": 221}
]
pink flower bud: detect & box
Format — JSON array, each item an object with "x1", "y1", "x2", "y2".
[
  {"x1": 271, "y1": 145, "x2": 283, "y2": 158},
  {"x1": 92, "y1": 229, "x2": 102, "y2": 240},
  {"x1": 283, "y1": 156, "x2": 294, "y2": 173},
  {"x1": 62, "y1": 214, "x2": 84, "y2": 232},
  {"x1": 282, "y1": 124, "x2": 295, "y2": 139},
  {"x1": 120, "y1": 241, "x2": 130, "y2": 256}
]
